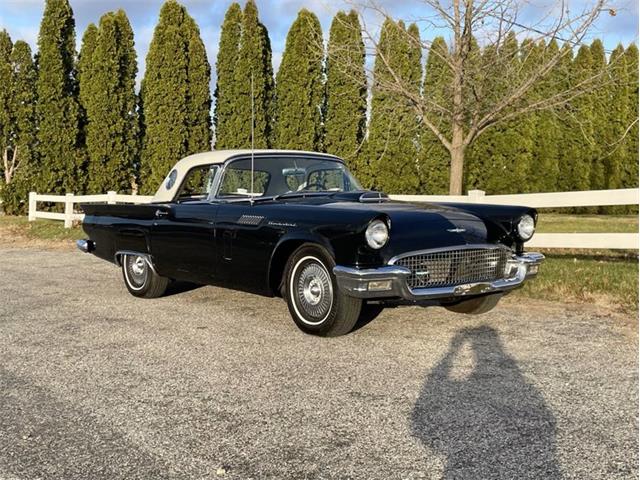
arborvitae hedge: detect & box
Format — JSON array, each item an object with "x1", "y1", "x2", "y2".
[
  {"x1": 324, "y1": 10, "x2": 367, "y2": 173},
  {"x1": 82, "y1": 11, "x2": 138, "y2": 193},
  {"x1": 229, "y1": 0, "x2": 274, "y2": 149},
  {"x1": 420, "y1": 36, "x2": 451, "y2": 194},
  {"x1": 0, "y1": 31, "x2": 12, "y2": 167},
  {"x1": 365, "y1": 19, "x2": 421, "y2": 193},
  {"x1": 529, "y1": 40, "x2": 562, "y2": 193},
  {"x1": 273, "y1": 9, "x2": 324, "y2": 150},
  {"x1": 139, "y1": 0, "x2": 211, "y2": 194},
  {"x1": 622, "y1": 44, "x2": 639, "y2": 190},
  {"x1": 214, "y1": 3, "x2": 242, "y2": 149},
  {"x1": 2, "y1": 41, "x2": 38, "y2": 214},
  {"x1": 35, "y1": 0, "x2": 83, "y2": 194},
  {"x1": 1, "y1": 1, "x2": 638, "y2": 203}
]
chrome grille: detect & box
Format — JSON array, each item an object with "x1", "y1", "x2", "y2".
[{"x1": 392, "y1": 247, "x2": 510, "y2": 290}]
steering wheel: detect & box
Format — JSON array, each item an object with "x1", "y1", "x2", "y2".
[{"x1": 299, "y1": 181, "x2": 325, "y2": 192}]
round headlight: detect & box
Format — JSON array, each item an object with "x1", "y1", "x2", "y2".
[
  {"x1": 517, "y1": 215, "x2": 535, "y2": 241},
  {"x1": 365, "y1": 219, "x2": 389, "y2": 249}
]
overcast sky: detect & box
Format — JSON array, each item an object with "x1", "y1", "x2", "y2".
[{"x1": 1, "y1": 0, "x2": 638, "y2": 88}]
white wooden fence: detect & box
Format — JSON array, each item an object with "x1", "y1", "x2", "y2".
[
  {"x1": 28, "y1": 191, "x2": 153, "y2": 228},
  {"x1": 28, "y1": 188, "x2": 639, "y2": 249}
]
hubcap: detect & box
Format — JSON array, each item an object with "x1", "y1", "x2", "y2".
[
  {"x1": 126, "y1": 255, "x2": 148, "y2": 289},
  {"x1": 296, "y1": 261, "x2": 333, "y2": 322},
  {"x1": 131, "y1": 256, "x2": 146, "y2": 276}
]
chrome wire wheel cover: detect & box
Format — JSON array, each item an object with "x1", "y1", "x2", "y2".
[
  {"x1": 292, "y1": 257, "x2": 333, "y2": 325},
  {"x1": 124, "y1": 255, "x2": 148, "y2": 290}
]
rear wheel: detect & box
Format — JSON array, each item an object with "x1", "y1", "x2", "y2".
[
  {"x1": 121, "y1": 254, "x2": 170, "y2": 298},
  {"x1": 284, "y1": 244, "x2": 362, "y2": 336},
  {"x1": 444, "y1": 293, "x2": 502, "y2": 315}
]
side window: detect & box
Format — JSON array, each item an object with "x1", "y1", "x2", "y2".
[
  {"x1": 218, "y1": 160, "x2": 270, "y2": 197},
  {"x1": 176, "y1": 165, "x2": 219, "y2": 201}
]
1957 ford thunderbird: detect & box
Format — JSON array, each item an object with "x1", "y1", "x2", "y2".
[{"x1": 77, "y1": 150, "x2": 543, "y2": 336}]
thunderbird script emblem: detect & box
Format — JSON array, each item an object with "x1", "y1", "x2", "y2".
[{"x1": 446, "y1": 227, "x2": 466, "y2": 233}]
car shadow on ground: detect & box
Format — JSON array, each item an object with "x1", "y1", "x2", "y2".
[
  {"x1": 164, "y1": 280, "x2": 203, "y2": 297},
  {"x1": 411, "y1": 325, "x2": 562, "y2": 479}
]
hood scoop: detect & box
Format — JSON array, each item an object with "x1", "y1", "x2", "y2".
[
  {"x1": 326, "y1": 191, "x2": 390, "y2": 203},
  {"x1": 358, "y1": 191, "x2": 389, "y2": 203}
]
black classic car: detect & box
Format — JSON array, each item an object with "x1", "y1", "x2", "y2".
[{"x1": 77, "y1": 150, "x2": 543, "y2": 336}]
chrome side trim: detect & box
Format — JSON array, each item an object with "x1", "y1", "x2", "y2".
[
  {"x1": 333, "y1": 251, "x2": 544, "y2": 300},
  {"x1": 114, "y1": 250, "x2": 158, "y2": 274}
]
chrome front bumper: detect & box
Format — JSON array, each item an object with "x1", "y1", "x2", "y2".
[{"x1": 333, "y1": 252, "x2": 544, "y2": 301}]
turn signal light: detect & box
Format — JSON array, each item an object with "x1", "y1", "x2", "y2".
[{"x1": 368, "y1": 280, "x2": 392, "y2": 291}]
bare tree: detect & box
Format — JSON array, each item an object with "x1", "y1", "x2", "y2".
[{"x1": 339, "y1": 0, "x2": 622, "y2": 194}]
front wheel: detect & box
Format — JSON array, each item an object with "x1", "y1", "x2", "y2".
[
  {"x1": 284, "y1": 244, "x2": 362, "y2": 336},
  {"x1": 121, "y1": 254, "x2": 170, "y2": 298},
  {"x1": 444, "y1": 293, "x2": 503, "y2": 315}
]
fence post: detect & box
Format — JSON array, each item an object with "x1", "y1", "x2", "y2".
[
  {"x1": 468, "y1": 190, "x2": 485, "y2": 203},
  {"x1": 64, "y1": 193, "x2": 74, "y2": 228},
  {"x1": 107, "y1": 190, "x2": 117, "y2": 205},
  {"x1": 28, "y1": 192, "x2": 37, "y2": 221}
]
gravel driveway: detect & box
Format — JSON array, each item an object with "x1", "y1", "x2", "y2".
[{"x1": 0, "y1": 248, "x2": 637, "y2": 479}]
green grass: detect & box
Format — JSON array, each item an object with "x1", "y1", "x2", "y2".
[
  {"x1": 536, "y1": 213, "x2": 638, "y2": 233},
  {"x1": 0, "y1": 215, "x2": 85, "y2": 241},
  {"x1": 516, "y1": 252, "x2": 638, "y2": 312},
  {"x1": 523, "y1": 214, "x2": 638, "y2": 312}
]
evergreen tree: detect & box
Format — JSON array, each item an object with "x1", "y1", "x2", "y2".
[
  {"x1": 603, "y1": 45, "x2": 628, "y2": 212},
  {"x1": 2, "y1": 41, "x2": 37, "y2": 214},
  {"x1": 0, "y1": 30, "x2": 12, "y2": 179},
  {"x1": 229, "y1": 0, "x2": 274, "y2": 149},
  {"x1": 35, "y1": 0, "x2": 83, "y2": 194},
  {"x1": 185, "y1": 14, "x2": 212, "y2": 153},
  {"x1": 273, "y1": 9, "x2": 324, "y2": 150},
  {"x1": 325, "y1": 10, "x2": 367, "y2": 172},
  {"x1": 140, "y1": 0, "x2": 211, "y2": 193},
  {"x1": 420, "y1": 36, "x2": 451, "y2": 194},
  {"x1": 622, "y1": 44, "x2": 639, "y2": 190},
  {"x1": 588, "y1": 39, "x2": 607, "y2": 192},
  {"x1": 83, "y1": 10, "x2": 138, "y2": 193},
  {"x1": 525, "y1": 40, "x2": 561, "y2": 193},
  {"x1": 562, "y1": 45, "x2": 593, "y2": 192},
  {"x1": 78, "y1": 23, "x2": 97, "y2": 112},
  {"x1": 468, "y1": 34, "x2": 534, "y2": 194},
  {"x1": 555, "y1": 44, "x2": 576, "y2": 191},
  {"x1": 214, "y1": 3, "x2": 242, "y2": 149},
  {"x1": 365, "y1": 19, "x2": 421, "y2": 193}
]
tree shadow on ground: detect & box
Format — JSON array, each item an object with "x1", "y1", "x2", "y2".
[
  {"x1": 0, "y1": 368, "x2": 170, "y2": 479},
  {"x1": 411, "y1": 325, "x2": 562, "y2": 479}
]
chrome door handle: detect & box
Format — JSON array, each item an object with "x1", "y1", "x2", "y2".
[{"x1": 155, "y1": 209, "x2": 169, "y2": 218}]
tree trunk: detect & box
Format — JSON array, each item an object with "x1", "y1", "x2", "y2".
[
  {"x1": 2, "y1": 148, "x2": 10, "y2": 184},
  {"x1": 448, "y1": 125, "x2": 465, "y2": 195}
]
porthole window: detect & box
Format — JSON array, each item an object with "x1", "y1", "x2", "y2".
[{"x1": 165, "y1": 169, "x2": 178, "y2": 190}]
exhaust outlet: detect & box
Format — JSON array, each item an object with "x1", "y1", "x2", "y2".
[{"x1": 76, "y1": 239, "x2": 95, "y2": 253}]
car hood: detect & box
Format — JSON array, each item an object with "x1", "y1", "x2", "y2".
[{"x1": 323, "y1": 199, "x2": 490, "y2": 254}]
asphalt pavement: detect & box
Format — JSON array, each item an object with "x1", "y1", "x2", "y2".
[{"x1": 0, "y1": 248, "x2": 637, "y2": 479}]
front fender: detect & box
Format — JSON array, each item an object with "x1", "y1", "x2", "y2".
[{"x1": 266, "y1": 231, "x2": 337, "y2": 295}]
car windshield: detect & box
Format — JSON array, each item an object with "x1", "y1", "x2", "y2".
[{"x1": 217, "y1": 156, "x2": 363, "y2": 198}]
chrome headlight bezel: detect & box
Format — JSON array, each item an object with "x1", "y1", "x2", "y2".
[
  {"x1": 516, "y1": 214, "x2": 535, "y2": 241},
  {"x1": 365, "y1": 219, "x2": 389, "y2": 249}
]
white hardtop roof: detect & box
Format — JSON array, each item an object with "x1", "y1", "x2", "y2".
[
  {"x1": 152, "y1": 149, "x2": 342, "y2": 202},
  {"x1": 175, "y1": 149, "x2": 339, "y2": 169}
]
